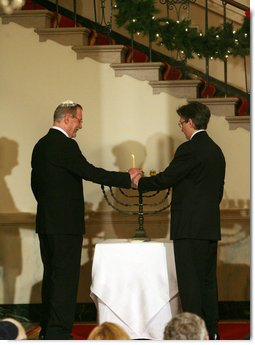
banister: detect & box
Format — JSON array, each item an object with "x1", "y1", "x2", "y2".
[
  {"x1": 31, "y1": 0, "x2": 250, "y2": 109},
  {"x1": 224, "y1": 0, "x2": 249, "y2": 12}
]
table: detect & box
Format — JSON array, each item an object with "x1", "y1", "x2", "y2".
[{"x1": 90, "y1": 239, "x2": 180, "y2": 340}]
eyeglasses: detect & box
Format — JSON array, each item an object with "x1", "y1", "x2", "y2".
[{"x1": 178, "y1": 120, "x2": 187, "y2": 128}]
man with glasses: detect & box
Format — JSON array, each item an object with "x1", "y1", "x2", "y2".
[
  {"x1": 130, "y1": 101, "x2": 225, "y2": 340},
  {"x1": 31, "y1": 100, "x2": 141, "y2": 340}
]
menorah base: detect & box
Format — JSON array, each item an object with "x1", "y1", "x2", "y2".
[
  {"x1": 132, "y1": 228, "x2": 150, "y2": 242},
  {"x1": 130, "y1": 237, "x2": 150, "y2": 242}
]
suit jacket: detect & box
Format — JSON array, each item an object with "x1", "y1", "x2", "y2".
[
  {"x1": 139, "y1": 131, "x2": 226, "y2": 240},
  {"x1": 31, "y1": 128, "x2": 131, "y2": 235}
]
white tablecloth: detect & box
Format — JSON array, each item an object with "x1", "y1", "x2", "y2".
[{"x1": 90, "y1": 239, "x2": 180, "y2": 340}]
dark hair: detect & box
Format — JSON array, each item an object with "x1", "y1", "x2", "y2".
[
  {"x1": 177, "y1": 101, "x2": 211, "y2": 129},
  {"x1": 53, "y1": 102, "x2": 83, "y2": 121},
  {"x1": 0, "y1": 321, "x2": 18, "y2": 340}
]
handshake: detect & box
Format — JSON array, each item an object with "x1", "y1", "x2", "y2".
[{"x1": 128, "y1": 168, "x2": 143, "y2": 188}]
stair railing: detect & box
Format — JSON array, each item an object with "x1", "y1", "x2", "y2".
[
  {"x1": 34, "y1": 0, "x2": 250, "y2": 109},
  {"x1": 221, "y1": 0, "x2": 250, "y2": 98},
  {"x1": 158, "y1": 0, "x2": 249, "y2": 98}
]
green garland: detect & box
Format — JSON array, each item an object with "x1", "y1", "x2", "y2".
[
  {"x1": 114, "y1": 0, "x2": 250, "y2": 61},
  {"x1": 115, "y1": 0, "x2": 159, "y2": 38}
]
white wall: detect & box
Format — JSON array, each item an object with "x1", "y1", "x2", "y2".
[{"x1": 0, "y1": 19, "x2": 250, "y2": 303}]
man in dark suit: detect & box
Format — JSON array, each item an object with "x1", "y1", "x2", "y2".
[
  {"x1": 31, "y1": 100, "x2": 140, "y2": 340},
  {"x1": 130, "y1": 101, "x2": 225, "y2": 340}
]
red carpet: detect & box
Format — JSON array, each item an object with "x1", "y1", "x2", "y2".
[
  {"x1": 27, "y1": 321, "x2": 250, "y2": 340},
  {"x1": 26, "y1": 323, "x2": 96, "y2": 340},
  {"x1": 72, "y1": 323, "x2": 96, "y2": 340},
  {"x1": 218, "y1": 321, "x2": 250, "y2": 340}
]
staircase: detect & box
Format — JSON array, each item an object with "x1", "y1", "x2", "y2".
[
  {"x1": 0, "y1": 6, "x2": 250, "y2": 131},
  {"x1": 0, "y1": 3, "x2": 250, "y2": 309}
]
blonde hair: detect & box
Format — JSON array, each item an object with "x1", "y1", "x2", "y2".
[{"x1": 87, "y1": 322, "x2": 130, "y2": 340}]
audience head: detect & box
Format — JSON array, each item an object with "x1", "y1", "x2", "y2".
[
  {"x1": 163, "y1": 312, "x2": 209, "y2": 340},
  {"x1": 0, "y1": 318, "x2": 27, "y2": 340},
  {"x1": 87, "y1": 322, "x2": 130, "y2": 340}
]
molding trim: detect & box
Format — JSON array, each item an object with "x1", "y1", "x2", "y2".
[
  {"x1": 35, "y1": 27, "x2": 90, "y2": 46},
  {"x1": 0, "y1": 208, "x2": 250, "y2": 226},
  {"x1": 188, "y1": 97, "x2": 239, "y2": 117},
  {"x1": 1, "y1": 10, "x2": 53, "y2": 28},
  {"x1": 225, "y1": 115, "x2": 250, "y2": 130},
  {"x1": 72, "y1": 45, "x2": 128, "y2": 63},
  {"x1": 149, "y1": 80, "x2": 200, "y2": 98},
  {"x1": 111, "y1": 62, "x2": 165, "y2": 81}
]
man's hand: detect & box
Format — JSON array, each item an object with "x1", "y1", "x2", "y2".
[{"x1": 128, "y1": 168, "x2": 142, "y2": 188}]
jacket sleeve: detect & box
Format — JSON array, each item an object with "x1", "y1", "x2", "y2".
[
  {"x1": 138, "y1": 142, "x2": 195, "y2": 192},
  {"x1": 56, "y1": 139, "x2": 131, "y2": 189}
]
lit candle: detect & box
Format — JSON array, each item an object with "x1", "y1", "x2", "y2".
[{"x1": 131, "y1": 154, "x2": 136, "y2": 168}]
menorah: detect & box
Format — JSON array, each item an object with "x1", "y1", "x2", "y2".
[{"x1": 101, "y1": 184, "x2": 171, "y2": 241}]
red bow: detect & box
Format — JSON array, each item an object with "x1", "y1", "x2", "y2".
[{"x1": 245, "y1": 9, "x2": 250, "y2": 19}]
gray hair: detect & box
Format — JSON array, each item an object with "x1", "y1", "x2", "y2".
[
  {"x1": 163, "y1": 312, "x2": 208, "y2": 340},
  {"x1": 53, "y1": 100, "x2": 83, "y2": 122}
]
